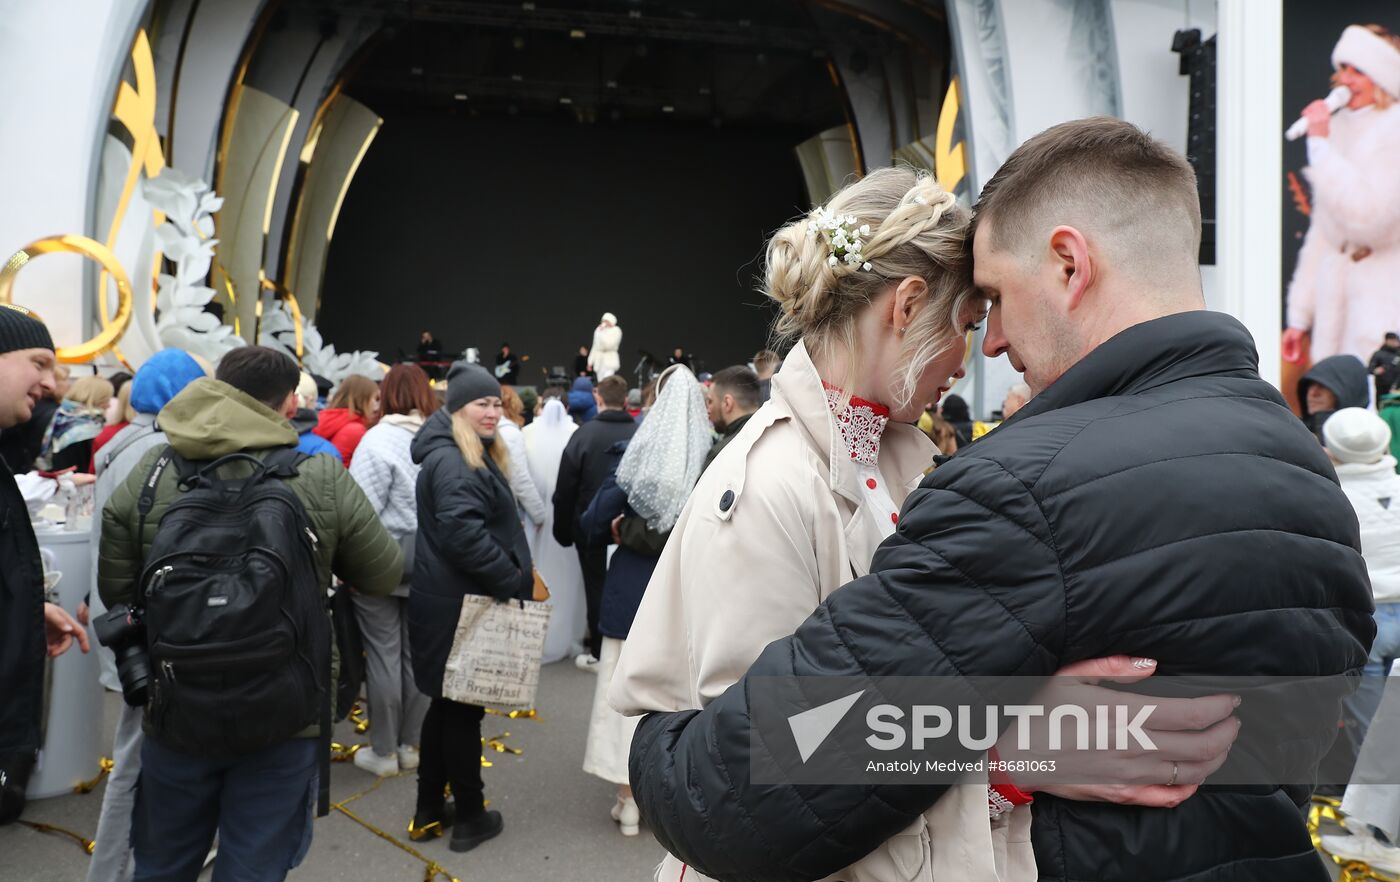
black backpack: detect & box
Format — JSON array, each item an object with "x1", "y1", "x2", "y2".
[{"x1": 135, "y1": 447, "x2": 330, "y2": 759}]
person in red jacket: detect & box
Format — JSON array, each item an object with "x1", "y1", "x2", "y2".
[{"x1": 315, "y1": 374, "x2": 379, "y2": 465}]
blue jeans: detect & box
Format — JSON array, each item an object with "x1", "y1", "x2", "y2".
[
  {"x1": 1339, "y1": 602, "x2": 1400, "y2": 764},
  {"x1": 131, "y1": 737, "x2": 318, "y2": 882}
]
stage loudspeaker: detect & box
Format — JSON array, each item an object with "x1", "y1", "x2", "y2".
[{"x1": 1173, "y1": 28, "x2": 1217, "y2": 266}]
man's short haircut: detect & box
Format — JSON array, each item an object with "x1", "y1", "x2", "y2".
[
  {"x1": 596, "y1": 374, "x2": 629, "y2": 408},
  {"x1": 1387, "y1": 332, "x2": 1399, "y2": 341},
  {"x1": 215, "y1": 345, "x2": 301, "y2": 411},
  {"x1": 971, "y1": 117, "x2": 1201, "y2": 274},
  {"x1": 710, "y1": 365, "x2": 761, "y2": 411}
]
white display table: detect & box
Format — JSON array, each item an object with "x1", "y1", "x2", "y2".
[{"x1": 27, "y1": 528, "x2": 101, "y2": 799}]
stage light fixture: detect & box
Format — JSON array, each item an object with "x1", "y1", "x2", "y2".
[
  {"x1": 606, "y1": 80, "x2": 618, "y2": 89},
  {"x1": 570, "y1": 29, "x2": 586, "y2": 39},
  {"x1": 511, "y1": 73, "x2": 524, "y2": 82},
  {"x1": 662, "y1": 104, "x2": 675, "y2": 113},
  {"x1": 560, "y1": 96, "x2": 574, "y2": 105},
  {"x1": 454, "y1": 93, "x2": 468, "y2": 101}
]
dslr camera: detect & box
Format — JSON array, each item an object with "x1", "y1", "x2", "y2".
[{"x1": 92, "y1": 604, "x2": 152, "y2": 707}]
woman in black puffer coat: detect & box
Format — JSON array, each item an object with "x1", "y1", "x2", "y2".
[{"x1": 407, "y1": 363, "x2": 532, "y2": 854}]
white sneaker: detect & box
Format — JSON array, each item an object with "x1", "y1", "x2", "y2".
[
  {"x1": 397, "y1": 745, "x2": 420, "y2": 771},
  {"x1": 352, "y1": 747, "x2": 399, "y2": 777},
  {"x1": 575, "y1": 653, "x2": 600, "y2": 672},
  {"x1": 611, "y1": 796, "x2": 640, "y2": 836},
  {"x1": 1321, "y1": 832, "x2": 1400, "y2": 873}
]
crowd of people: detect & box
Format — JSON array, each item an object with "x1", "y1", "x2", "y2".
[{"x1": 0, "y1": 114, "x2": 1393, "y2": 882}]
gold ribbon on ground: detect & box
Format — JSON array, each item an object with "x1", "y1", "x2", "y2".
[
  {"x1": 317, "y1": 701, "x2": 531, "y2": 879},
  {"x1": 1308, "y1": 794, "x2": 1344, "y2": 848},
  {"x1": 1308, "y1": 796, "x2": 1400, "y2": 882},
  {"x1": 331, "y1": 776, "x2": 462, "y2": 882},
  {"x1": 0, "y1": 236, "x2": 134, "y2": 364},
  {"x1": 18, "y1": 821, "x2": 96, "y2": 855},
  {"x1": 483, "y1": 732, "x2": 522, "y2": 757},
  {"x1": 73, "y1": 756, "x2": 115, "y2": 794},
  {"x1": 349, "y1": 699, "x2": 369, "y2": 734},
  {"x1": 484, "y1": 707, "x2": 539, "y2": 720}
]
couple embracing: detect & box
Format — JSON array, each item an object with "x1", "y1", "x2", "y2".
[{"x1": 610, "y1": 117, "x2": 1375, "y2": 882}]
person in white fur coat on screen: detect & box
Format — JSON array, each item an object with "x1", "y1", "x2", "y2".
[
  {"x1": 1284, "y1": 24, "x2": 1400, "y2": 371},
  {"x1": 587, "y1": 313, "x2": 622, "y2": 380}
]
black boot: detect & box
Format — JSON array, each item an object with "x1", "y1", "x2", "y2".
[{"x1": 450, "y1": 810, "x2": 503, "y2": 853}]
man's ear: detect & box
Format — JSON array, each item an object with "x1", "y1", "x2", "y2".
[{"x1": 1047, "y1": 225, "x2": 1094, "y2": 312}]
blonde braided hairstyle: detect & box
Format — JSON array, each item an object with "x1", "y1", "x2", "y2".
[{"x1": 764, "y1": 167, "x2": 975, "y2": 411}]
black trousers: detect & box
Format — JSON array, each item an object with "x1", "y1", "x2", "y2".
[
  {"x1": 417, "y1": 698, "x2": 485, "y2": 818},
  {"x1": 576, "y1": 545, "x2": 608, "y2": 658}
]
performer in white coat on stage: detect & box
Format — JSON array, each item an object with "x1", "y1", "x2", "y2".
[
  {"x1": 1285, "y1": 24, "x2": 1400, "y2": 371},
  {"x1": 588, "y1": 313, "x2": 623, "y2": 380}
]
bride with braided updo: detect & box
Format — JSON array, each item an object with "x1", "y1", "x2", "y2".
[{"x1": 609, "y1": 168, "x2": 1034, "y2": 881}]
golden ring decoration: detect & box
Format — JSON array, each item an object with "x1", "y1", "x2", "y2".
[{"x1": 0, "y1": 235, "x2": 135, "y2": 365}]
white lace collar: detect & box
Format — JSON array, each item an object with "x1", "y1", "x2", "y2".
[{"x1": 823, "y1": 382, "x2": 891, "y2": 468}]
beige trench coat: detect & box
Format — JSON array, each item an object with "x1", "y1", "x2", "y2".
[{"x1": 611, "y1": 340, "x2": 1035, "y2": 882}]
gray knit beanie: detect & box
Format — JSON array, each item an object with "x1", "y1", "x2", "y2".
[
  {"x1": 446, "y1": 361, "x2": 501, "y2": 412},
  {"x1": 0, "y1": 304, "x2": 55, "y2": 355}
]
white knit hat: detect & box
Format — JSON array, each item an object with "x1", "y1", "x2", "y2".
[
  {"x1": 1333, "y1": 25, "x2": 1400, "y2": 101},
  {"x1": 295, "y1": 372, "x2": 318, "y2": 409},
  {"x1": 1323, "y1": 407, "x2": 1392, "y2": 464}
]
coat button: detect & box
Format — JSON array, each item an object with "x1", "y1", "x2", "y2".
[{"x1": 719, "y1": 490, "x2": 735, "y2": 512}]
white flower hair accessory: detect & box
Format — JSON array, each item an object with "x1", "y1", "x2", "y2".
[{"x1": 807, "y1": 205, "x2": 873, "y2": 272}]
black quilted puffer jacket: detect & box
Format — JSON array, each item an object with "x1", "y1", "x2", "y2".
[{"x1": 629, "y1": 311, "x2": 1375, "y2": 882}]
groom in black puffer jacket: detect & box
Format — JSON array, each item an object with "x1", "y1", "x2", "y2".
[{"x1": 627, "y1": 118, "x2": 1375, "y2": 882}]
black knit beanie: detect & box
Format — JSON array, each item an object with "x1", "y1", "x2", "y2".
[
  {"x1": 445, "y1": 362, "x2": 501, "y2": 412},
  {"x1": 0, "y1": 304, "x2": 55, "y2": 355}
]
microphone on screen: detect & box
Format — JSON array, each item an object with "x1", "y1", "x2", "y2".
[{"x1": 1285, "y1": 85, "x2": 1352, "y2": 141}]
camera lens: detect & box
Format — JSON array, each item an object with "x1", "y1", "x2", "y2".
[
  {"x1": 114, "y1": 646, "x2": 150, "y2": 707},
  {"x1": 93, "y1": 605, "x2": 150, "y2": 707}
]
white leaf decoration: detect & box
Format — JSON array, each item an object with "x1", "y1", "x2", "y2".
[{"x1": 145, "y1": 168, "x2": 371, "y2": 374}]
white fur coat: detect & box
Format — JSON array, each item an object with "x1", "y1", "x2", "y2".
[
  {"x1": 1287, "y1": 104, "x2": 1400, "y2": 364},
  {"x1": 588, "y1": 323, "x2": 623, "y2": 378}
]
